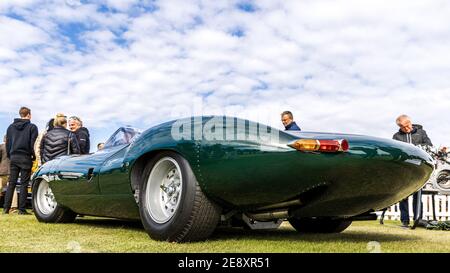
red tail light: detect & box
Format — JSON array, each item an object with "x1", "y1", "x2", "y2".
[{"x1": 288, "y1": 139, "x2": 349, "y2": 153}]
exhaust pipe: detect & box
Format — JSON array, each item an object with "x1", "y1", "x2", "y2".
[
  {"x1": 350, "y1": 212, "x2": 378, "y2": 221},
  {"x1": 254, "y1": 199, "x2": 302, "y2": 211},
  {"x1": 246, "y1": 210, "x2": 289, "y2": 221}
]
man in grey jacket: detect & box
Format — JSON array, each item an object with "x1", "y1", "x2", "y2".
[{"x1": 393, "y1": 114, "x2": 433, "y2": 227}]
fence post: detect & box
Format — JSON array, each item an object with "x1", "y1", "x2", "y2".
[{"x1": 378, "y1": 194, "x2": 450, "y2": 221}]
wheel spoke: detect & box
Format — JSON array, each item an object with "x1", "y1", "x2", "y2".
[
  {"x1": 146, "y1": 157, "x2": 183, "y2": 224},
  {"x1": 36, "y1": 180, "x2": 57, "y2": 215}
]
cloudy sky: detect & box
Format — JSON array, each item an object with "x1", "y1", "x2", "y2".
[{"x1": 1, "y1": 0, "x2": 449, "y2": 150}]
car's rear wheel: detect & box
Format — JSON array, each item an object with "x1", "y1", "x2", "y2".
[
  {"x1": 139, "y1": 151, "x2": 221, "y2": 242},
  {"x1": 32, "y1": 179, "x2": 76, "y2": 223},
  {"x1": 288, "y1": 217, "x2": 352, "y2": 233}
]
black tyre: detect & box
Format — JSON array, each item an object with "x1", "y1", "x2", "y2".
[
  {"x1": 32, "y1": 179, "x2": 76, "y2": 223},
  {"x1": 288, "y1": 217, "x2": 352, "y2": 233},
  {"x1": 437, "y1": 170, "x2": 450, "y2": 191},
  {"x1": 139, "y1": 151, "x2": 221, "y2": 242}
]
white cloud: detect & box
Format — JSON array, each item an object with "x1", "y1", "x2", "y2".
[
  {"x1": 0, "y1": 0, "x2": 37, "y2": 11},
  {"x1": 0, "y1": 0, "x2": 449, "y2": 146},
  {"x1": 103, "y1": 0, "x2": 137, "y2": 12},
  {"x1": 0, "y1": 16, "x2": 49, "y2": 48},
  {"x1": 0, "y1": 47, "x2": 18, "y2": 61}
]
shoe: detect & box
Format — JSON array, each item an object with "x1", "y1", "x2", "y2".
[
  {"x1": 416, "y1": 219, "x2": 429, "y2": 227},
  {"x1": 2, "y1": 209, "x2": 9, "y2": 215},
  {"x1": 401, "y1": 221, "x2": 410, "y2": 228},
  {"x1": 18, "y1": 210, "x2": 31, "y2": 215}
]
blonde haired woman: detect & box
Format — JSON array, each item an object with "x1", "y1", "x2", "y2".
[{"x1": 40, "y1": 113, "x2": 80, "y2": 164}]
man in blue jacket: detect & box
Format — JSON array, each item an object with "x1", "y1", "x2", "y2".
[
  {"x1": 281, "y1": 111, "x2": 301, "y2": 131},
  {"x1": 3, "y1": 107, "x2": 38, "y2": 215}
]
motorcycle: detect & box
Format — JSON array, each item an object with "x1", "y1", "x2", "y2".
[
  {"x1": 420, "y1": 146, "x2": 450, "y2": 195},
  {"x1": 379, "y1": 145, "x2": 449, "y2": 228}
]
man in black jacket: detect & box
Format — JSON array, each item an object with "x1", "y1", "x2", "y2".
[
  {"x1": 393, "y1": 114, "x2": 433, "y2": 227},
  {"x1": 69, "y1": 116, "x2": 90, "y2": 154},
  {"x1": 3, "y1": 107, "x2": 38, "y2": 214}
]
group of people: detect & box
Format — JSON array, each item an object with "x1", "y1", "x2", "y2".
[
  {"x1": 0, "y1": 107, "x2": 446, "y2": 225},
  {"x1": 0, "y1": 107, "x2": 91, "y2": 214}
]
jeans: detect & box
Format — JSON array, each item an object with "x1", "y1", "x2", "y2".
[
  {"x1": 399, "y1": 191, "x2": 423, "y2": 223},
  {"x1": 3, "y1": 162, "x2": 31, "y2": 212}
]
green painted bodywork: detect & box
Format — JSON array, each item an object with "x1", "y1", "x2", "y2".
[{"x1": 33, "y1": 116, "x2": 434, "y2": 220}]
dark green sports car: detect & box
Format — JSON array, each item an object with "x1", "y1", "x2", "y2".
[{"x1": 31, "y1": 116, "x2": 434, "y2": 242}]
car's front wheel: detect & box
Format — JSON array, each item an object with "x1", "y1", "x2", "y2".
[
  {"x1": 139, "y1": 152, "x2": 221, "y2": 242},
  {"x1": 288, "y1": 217, "x2": 352, "y2": 233},
  {"x1": 32, "y1": 179, "x2": 76, "y2": 223}
]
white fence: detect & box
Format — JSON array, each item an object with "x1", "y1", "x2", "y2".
[{"x1": 380, "y1": 194, "x2": 450, "y2": 221}]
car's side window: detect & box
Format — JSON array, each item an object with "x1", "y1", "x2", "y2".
[{"x1": 111, "y1": 130, "x2": 127, "y2": 146}]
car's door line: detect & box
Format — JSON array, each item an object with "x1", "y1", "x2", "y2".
[{"x1": 87, "y1": 168, "x2": 95, "y2": 181}]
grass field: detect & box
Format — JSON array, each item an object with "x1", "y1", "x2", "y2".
[{"x1": 1, "y1": 213, "x2": 450, "y2": 253}]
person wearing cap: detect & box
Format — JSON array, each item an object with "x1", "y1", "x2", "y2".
[{"x1": 69, "y1": 116, "x2": 90, "y2": 154}]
